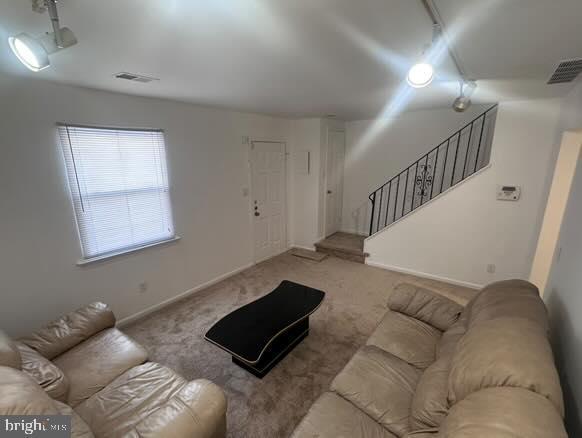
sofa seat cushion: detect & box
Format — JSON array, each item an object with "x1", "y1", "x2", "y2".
[
  {"x1": 54, "y1": 328, "x2": 148, "y2": 407},
  {"x1": 367, "y1": 311, "x2": 441, "y2": 369},
  {"x1": 131, "y1": 378, "x2": 227, "y2": 438},
  {"x1": 448, "y1": 318, "x2": 564, "y2": 416},
  {"x1": 54, "y1": 400, "x2": 95, "y2": 438},
  {"x1": 440, "y1": 387, "x2": 567, "y2": 438},
  {"x1": 331, "y1": 345, "x2": 421, "y2": 437},
  {"x1": 291, "y1": 391, "x2": 397, "y2": 438},
  {"x1": 75, "y1": 362, "x2": 196, "y2": 438},
  {"x1": 16, "y1": 342, "x2": 69, "y2": 402}
]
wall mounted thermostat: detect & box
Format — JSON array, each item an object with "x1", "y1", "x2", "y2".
[{"x1": 497, "y1": 185, "x2": 521, "y2": 201}]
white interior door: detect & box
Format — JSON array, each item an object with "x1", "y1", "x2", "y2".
[
  {"x1": 251, "y1": 141, "x2": 286, "y2": 262},
  {"x1": 325, "y1": 130, "x2": 346, "y2": 236}
]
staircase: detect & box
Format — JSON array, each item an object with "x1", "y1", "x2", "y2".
[
  {"x1": 315, "y1": 232, "x2": 369, "y2": 263},
  {"x1": 369, "y1": 104, "x2": 499, "y2": 236}
]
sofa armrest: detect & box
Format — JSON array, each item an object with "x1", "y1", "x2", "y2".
[
  {"x1": 0, "y1": 331, "x2": 21, "y2": 369},
  {"x1": 133, "y1": 379, "x2": 227, "y2": 438},
  {"x1": 15, "y1": 342, "x2": 69, "y2": 402},
  {"x1": 388, "y1": 283, "x2": 463, "y2": 331},
  {"x1": 19, "y1": 302, "x2": 115, "y2": 360}
]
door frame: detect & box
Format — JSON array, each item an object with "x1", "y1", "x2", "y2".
[
  {"x1": 248, "y1": 140, "x2": 289, "y2": 263},
  {"x1": 323, "y1": 128, "x2": 346, "y2": 238}
]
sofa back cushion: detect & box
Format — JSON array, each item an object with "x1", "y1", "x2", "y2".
[
  {"x1": 447, "y1": 317, "x2": 563, "y2": 416},
  {"x1": 436, "y1": 319, "x2": 466, "y2": 360},
  {"x1": 410, "y1": 354, "x2": 450, "y2": 431},
  {"x1": 0, "y1": 365, "x2": 60, "y2": 415},
  {"x1": 388, "y1": 283, "x2": 463, "y2": 331},
  {"x1": 0, "y1": 331, "x2": 21, "y2": 369},
  {"x1": 467, "y1": 279, "x2": 548, "y2": 331},
  {"x1": 20, "y1": 302, "x2": 115, "y2": 360},
  {"x1": 439, "y1": 387, "x2": 567, "y2": 438},
  {"x1": 410, "y1": 319, "x2": 466, "y2": 431}
]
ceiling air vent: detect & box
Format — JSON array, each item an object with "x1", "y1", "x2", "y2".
[
  {"x1": 547, "y1": 59, "x2": 582, "y2": 84},
  {"x1": 114, "y1": 72, "x2": 159, "y2": 83}
]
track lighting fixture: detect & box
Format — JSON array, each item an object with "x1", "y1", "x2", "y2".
[
  {"x1": 407, "y1": 24, "x2": 439, "y2": 89},
  {"x1": 413, "y1": 0, "x2": 479, "y2": 111},
  {"x1": 407, "y1": 62, "x2": 435, "y2": 89},
  {"x1": 452, "y1": 81, "x2": 476, "y2": 112},
  {"x1": 8, "y1": 0, "x2": 77, "y2": 72}
]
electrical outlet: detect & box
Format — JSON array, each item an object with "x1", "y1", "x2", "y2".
[
  {"x1": 138, "y1": 282, "x2": 148, "y2": 293},
  {"x1": 486, "y1": 264, "x2": 496, "y2": 274}
]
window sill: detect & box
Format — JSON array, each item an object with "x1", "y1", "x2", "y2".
[{"x1": 76, "y1": 236, "x2": 181, "y2": 266}]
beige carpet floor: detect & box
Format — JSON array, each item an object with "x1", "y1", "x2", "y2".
[{"x1": 125, "y1": 252, "x2": 474, "y2": 438}]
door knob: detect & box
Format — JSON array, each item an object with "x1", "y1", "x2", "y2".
[
  {"x1": 327, "y1": 190, "x2": 333, "y2": 194},
  {"x1": 254, "y1": 212, "x2": 260, "y2": 216}
]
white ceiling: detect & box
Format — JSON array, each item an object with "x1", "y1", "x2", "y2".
[{"x1": 0, "y1": 0, "x2": 581, "y2": 120}]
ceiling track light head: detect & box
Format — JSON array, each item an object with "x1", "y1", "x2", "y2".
[
  {"x1": 31, "y1": 0, "x2": 48, "y2": 13},
  {"x1": 9, "y1": 0, "x2": 77, "y2": 72},
  {"x1": 431, "y1": 23, "x2": 441, "y2": 43},
  {"x1": 452, "y1": 80, "x2": 477, "y2": 112}
]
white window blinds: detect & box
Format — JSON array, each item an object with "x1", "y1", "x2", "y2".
[{"x1": 58, "y1": 125, "x2": 175, "y2": 260}]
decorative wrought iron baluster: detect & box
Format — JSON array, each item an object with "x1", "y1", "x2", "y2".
[
  {"x1": 402, "y1": 168, "x2": 409, "y2": 218},
  {"x1": 474, "y1": 114, "x2": 487, "y2": 173}
]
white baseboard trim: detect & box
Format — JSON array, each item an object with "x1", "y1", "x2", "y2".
[
  {"x1": 253, "y1": 246, "x2": 291, "y2": 265},
  {"x1": 366, "y1": 260, "x2": 483, "y2": 290},
  {"x1": 339, "y1": 228, "x2": 368, "y2": 237},
  {"x1": 117, "y1": 262, "x2": 254, "y2": 327},
  {"x1": 291, "y1": 244, "x2": 317, "y2": 251}
]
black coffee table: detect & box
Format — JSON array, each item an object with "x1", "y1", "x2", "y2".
[{"x1": 204, "y1": 280, "x2": 325, "y2": 378}]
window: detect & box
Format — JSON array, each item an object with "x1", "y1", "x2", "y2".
[{"x1": 58, "y1": 124, "x2": 176, "y2": 261}]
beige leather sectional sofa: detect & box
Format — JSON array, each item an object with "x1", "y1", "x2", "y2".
[
  {"x1": 292, "y1": 280, "x2": 567, "y2": 438},
  {"x1": 0, "y1": 302, "x2": 226, "y2": 438}
]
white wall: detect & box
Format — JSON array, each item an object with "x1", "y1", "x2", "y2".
[
  {"x1": 544, "y1": 150, "x2": 582, "y2": 437},
  {"x1": 0, "y1": 74, "x2": 292, "y2": 337},
  {"x1": 529, "y1": 132, "x2": 581, "y2": 294},
  {"x1": 543, "y1": 80, "x2": 582, "y2": 437},
  {"x1": 342, "y1": 105, "x2": 491, "y2": 235},
  {"x1": 558, "y1": 78, "x2": 582, "y2": 132},
  {"x1": 288, "y1": 117, "x2": 345, "y2": 249},
  {"x1": 288, "y1": 119, "x2": 322, "y2": 249},
  {"x1": 364, "y1": 98, "x2": 563, "y2": 288},
  {"x1": 319, "y1": 118, "x2": 346, "y2": 239}
]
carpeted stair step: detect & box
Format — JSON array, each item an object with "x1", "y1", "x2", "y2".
[{"x1": 314, "y1": 232, "x2": 369, "y2": 264}]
